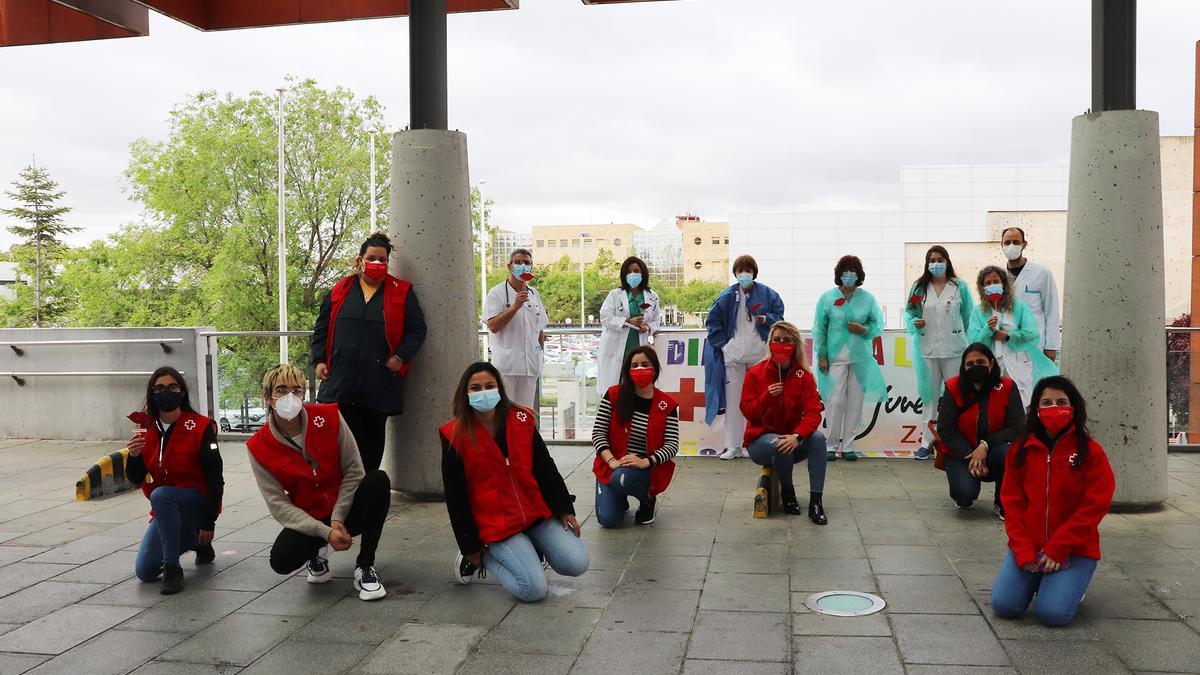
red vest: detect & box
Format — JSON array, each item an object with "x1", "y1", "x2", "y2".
[
  {"x1": 130, "y1": 410, "x2": 212, "y2": 508},
  {"x1": 592, "y1": 386, "x2": 677, "y2": 497},
  {"x1": 247, "y1": 404, "x2": 344, "y2": 521},
  {"x1": 326, "y1": 274, "x2": 412, "y2": 376},
  {"x1": 945, "y1": 376, "x2": 1015, "y2": 449},
  {"x1": 440, "y1": 407, "x2": 553, "y2": 545}
]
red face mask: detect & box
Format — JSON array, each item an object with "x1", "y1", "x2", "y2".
[
  {"x1": 1038, "y1": 405, "x2": 1074, "y2": 436},
  {"x1": 629, "y1": 367, "x2": 655, "y2": 388},
  {"x1": 363, "y1": 260, "x2": 387, "y2": 282},
  {"x1": 769, "y1": 342, "x2": 795, "y2": 366}
]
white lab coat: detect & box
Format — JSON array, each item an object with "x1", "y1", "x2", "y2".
[
  {"x1": 596, "y1": 287, "x2": 661, "y2": 393},
  {"x1": 484, "y1": 280, "x2": 549, "y2": 377},
  {"x1": 1007, "y1": 260, "x2": 1060, "y2": 351}
]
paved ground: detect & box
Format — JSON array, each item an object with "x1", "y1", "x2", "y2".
[{"x1": 0, "y1": 438, "x2": 1198, "y2": 674}]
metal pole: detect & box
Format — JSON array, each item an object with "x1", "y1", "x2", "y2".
[
  {"x1": 368, "y1": 128, "x2": 378, "y2": 232},
  {"x1": 579, "y1": 231, "x2": 590, "y2": 325},
  {"x1": 276, "y1": 86, "x2": 288, "y2": 364},
  {"x1": 478, "y1": 180, "x2": 488, "y2": 324},
  {"x1": 1092, "y1": 0, "x2": 1136, "y2": 112},
  {"x1": 410, "y1": 0, "x2": 448, "y2": 130}
]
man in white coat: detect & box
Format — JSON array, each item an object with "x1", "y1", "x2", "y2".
[
  {"x1": 1001, "y1": 227, "x2": 1060, "y2": 362},
  {"x1": 485, "y1": 248, "x2": 549, "y2": 409}
]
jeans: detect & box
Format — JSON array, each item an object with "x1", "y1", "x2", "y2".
[
  {"x1": 339, "y1": 403, "x2": 389, "y2": 473},
  {"x1": 746, "y1": 432, "x2": 828, "y2": 492},
  {"x1": 595, "y1": 468, "x2": 651, "y2": 528},
  {"x1": 991, "y1": 549, "x2": 1098, "y2": 626},
  {"x1": 135, "y1": 486, "x2": 206, "y2": 581},
  {"x1": 268, "y1": 470, "x2": 391, "y2": 573},
  {"x1": 484, "y1": 518, "x2": 589, "y2": 602},
  {"x1": 945, "y1": 441, "x2": 1010, "y2": 506}
]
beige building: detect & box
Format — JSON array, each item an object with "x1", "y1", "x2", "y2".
[
  {"x1": 530, "y1": 224, "x2": 638, "y2": 268},
  {"x1": 679, "y1": 217, "x2": 730, "y2": 284}
]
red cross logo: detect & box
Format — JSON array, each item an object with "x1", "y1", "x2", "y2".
[
  {"x1": 184, "y1": 419, "x2": 196, "y2": 431},
  {"x1": 670, "y1": 377, "x2": 706, "y2": 423},
  {"x1": 658, "y1": 400, "x2": 668, "y2": 411},
  {"x1": 516, "y1": 411, "x2": 528, "y2": 423},
  {"x1": 313, "y1": 416, "x2": 325, "y2": 428}
]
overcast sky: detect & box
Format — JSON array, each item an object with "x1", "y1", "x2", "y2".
[{"x1": 1, "y1": 0, "x2": 1198, "y2": 250}]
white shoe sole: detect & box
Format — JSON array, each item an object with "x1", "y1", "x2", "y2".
[
  {"x1": 354, "y1": 579, "x2": 386, "y2": 601},
  {"x1": 307, "y1": 569, "x2": 332, "y2": 584}
]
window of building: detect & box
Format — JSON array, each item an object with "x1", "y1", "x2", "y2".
[
  {"x1": 613, "y1": 238, "x2": 622, "y2": 247},
  {"x1": 711, "y1": 237, "x2": 720, "y2": 245},
  {"x1": 724, "y1": 237, "x2": 729, "y2": 244},
  {"x1": 560, "y1": 239, "x2": 568, "y2": 247},
  {"x1": 535, "y1": 240, "x2": 544, "y2": 248},
  {"x1": 584, "y1": 239, "x2": 593, "y2": 248},
  {"x1": 693, "y1": 261, "x2": 703, "y2": 269},
  {"x1": 548, "y1": 240, "x2": 557, "y2": 247},
  {"x1": 572, "y1": 239, "x2": 580, "y2": 248},
  {"x1": 693, "y1": 237, "x2": 702, "y2": 245}
]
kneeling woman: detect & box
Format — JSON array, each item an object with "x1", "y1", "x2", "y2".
[
  {"x1": 591, "y1": 346, "x2": 680, "y2": 527},
  {"x1": 740, "y1": 321, "x2": 829, "y2": 524},
  {"x1": 991, "y1": 376, "x2": 1115, "y2": 626},
  {"x1": 247, "y1": 364, "x2": 391, "y2": 601},
  {"x1": 935, "y1": 343, "x2": 1024, "y2": 517},
  {"x1": 127, "y1": 367, "x2": 224, "y2": 595},
  {"x1": 441, "y1": 363, "x2": 589, "y2": 602}
]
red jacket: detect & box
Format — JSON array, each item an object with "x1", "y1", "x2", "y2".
[
  {"x1": 739, "y1": 360, "x2": 824, "y2": 447},
  {"x1": 942, "y1": 376, "x2": 1016, "y2": 456},
  {"x1": 326, "y1": 274, "x2": 412, "y2": 377},
  {"x1": 1000, "y1": 430, "x2": 1116, "y2": 567},
  {"x1": 130, "y1": 410, "x2": 213, "y2": 515},
  {"x1": 247, "y1": 404, "x2": 344, "y2": 521},
  {"x1": 440, "y1": 407, "x2": 553, "y2": 545},
  {"x1": 593, "y1": 386, "x2": 677, "y2": 497}
]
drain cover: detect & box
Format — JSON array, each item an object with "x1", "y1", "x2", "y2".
[{"x1": 804, "y1": 591, "x2": 886, "y2": 617}]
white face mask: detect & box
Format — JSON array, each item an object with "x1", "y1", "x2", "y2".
[
  {"x1": 273, "y1": 393, "x2": 303, "y2": 421},
  {"x1": 1002, "y1": 243, "x2": 1023, "y2": 261}
]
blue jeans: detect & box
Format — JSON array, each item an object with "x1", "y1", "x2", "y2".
[
  {"x1": 135, "y1": 486, "x2": 206, "y2": 581},
  {"x1": 484, "y1": 518, "x2": 590, "y2": 602},
  {"x1": 595, "y1": 467, "x2": 651, "y2": 528},
  {"x1": 746, "y1": 431, "x2": 828, "y2": 492},
  {"x1": 991, "y1": 549, "x2": 1098, "y2": 626}
]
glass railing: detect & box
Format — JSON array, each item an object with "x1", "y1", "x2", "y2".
[
  {"x1": 199, "y1": 331, "x2": 317, "y2": 438},
  {"x1": 1167, "y1": 326, "x2": 1196, "y2": 447}
]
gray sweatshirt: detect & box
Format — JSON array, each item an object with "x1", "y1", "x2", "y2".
[{"x1": 248, "y1": 409, "x2": 365, "y2": 542}]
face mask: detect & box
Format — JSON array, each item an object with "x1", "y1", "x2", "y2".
[
  {"x1": 628, "y1": 367, "x2": 655, "y2": 388},
  {"x1": 273, "y1": 393, "x2": 303, "y2": 421},
  {"x1": 362, "y1": 260, "x2": 387, "y2": 282},
  {"x1": 984, "y1": 284, "x2": 1004, "y2": 303},
  {"x1": 1003, "y1": 243, "x2": 1023, "y2": 261},
  {"x1": 152, "y1": 390, "x2": 183, "y2": 413},
  {"x1": 769, "y1": 342, "x2": 795, "y2": 366},
  {"x1": 840, "y1": 272, "x2": 858, "y2": 287},
  {"x1": 1039, "y1": 405, "x2": 1074, "y2": 436},
  {"x1": 736, "y1": 273, "x2": 754, "y2": 289},
  {"x1": 468, "y1": 389, "x2": 501, "y2": 412},
  {"x1": 512, "y1": 263, "x2": 533, "y2": 281},
  {"x1": 928, "y1": 262, "x2": 947, "y2": 278},
  {"x1": 625, "y1": 272, "x2": 643, "y2": 289},
  {"x1": 965, "y1": 364, "x2": 991, "y2": 385}
]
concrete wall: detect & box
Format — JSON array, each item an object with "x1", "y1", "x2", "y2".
[
  {"x1": 0, "y1": 327, "x2": 209, "y2": 440},
  {"x1": 680, "y1": 219, "x2": 730, "y2": 284}
]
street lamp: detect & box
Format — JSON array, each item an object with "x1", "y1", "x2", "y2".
[
  {"x1": 275, "y1": 86, "x2": 288, "y2": 364},
  {"x1": 579, "y1": 231, "x2": 590, "y2": 326},
  {"x1": 367, "y1": 128, "x2": 378, "y2": 233},
  {"x1": 478, "y1": 179, "x2": 488, "y2": 325}
]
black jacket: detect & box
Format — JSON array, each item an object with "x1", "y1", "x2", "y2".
[
  {"x1": 936, "y1": 383, "x2": 1024, "y2": 458},
  {"x1": 311, "y1": 279, "x2": 427, "y2": 415}
]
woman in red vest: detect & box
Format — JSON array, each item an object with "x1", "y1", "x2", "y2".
[
  {"x1": 936, "y1": 343, "x2": 1025, "y2": 518},
  {"x1": 591, "y1": 346, "x2": 679, "y2": 527},
  {"x1": 441, "y1": 362, "x2": 588, "y2": 602},
  {"x1": 741, "y1": 321, "x2": 829, "y2": 523},
  {"x1": 991, "y1": 376, "x2": 1115, "y2": 626},
  {"x1": 126, "y1": 366, "x2": 224, "y2": 595},
  {"x1": 247, "y1": 364, "x2": 391, "y2": 601},
  {"x1": 310, "y1": 232, "x2": 427, "y2": 473}
]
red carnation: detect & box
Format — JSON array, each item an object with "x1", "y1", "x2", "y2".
[
  {"x1": 833, "y1": 298, "x2": 846, "y2": 307},
  {"x1": 128, "y1": 411, "x2": 152, "y2": 426},
  {"x1": 750, "y1": 303, "x2": 762, "y2": 313},
  {"x1": 640, "y1": 303, "x2": 651, "y2": 309},
  {"x1": 908, "y1": 294, "x2": 923, "y2": 306},
  {"x1": 519, "y1": 272, "x2": 534, "y2": 281}
]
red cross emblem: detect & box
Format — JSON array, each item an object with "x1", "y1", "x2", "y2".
[
  {"x1": 313, "y1": 416, "x2": 325, "y2": 428},
  {"x1": 516, "y1": 411, "x2": 528, "y2": 423},
  {"x1": 184, "y1": 419, "x2": 196, "y2": 431},
  {"x1": 658, "y1": 400, "x2": 669, "y2": 411},
  {"x1": 670, "y1": 377, "x2": 706, "y2": 423}
]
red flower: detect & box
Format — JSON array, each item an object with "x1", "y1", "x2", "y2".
[
  {"x1": 639, "y1": 303, "x2": 650, "y2": 309},
  {"x1": 833, "y1": 298, "x2": 846, "y2": 307},
  {"x1": 519, "y1": 272, "x2": 534, "y2": 281},
  {"x1": 128, "y1": 411, "x2": 151, "y2": 426},
  {"x1": 750, "y1": 303, "x2": 762, "y2": 313},
  {"x1": 908, "y1": 294, "x2": 923, "y2": 306}
]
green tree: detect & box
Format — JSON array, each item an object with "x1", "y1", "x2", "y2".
[
  {"x1": 658, "y1": 279, "x2": 726, "y2": 326},
  {"x1": 1, "y1": 163, "x2": 78, "y2": 326}
]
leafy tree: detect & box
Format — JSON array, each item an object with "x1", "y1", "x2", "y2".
[
  {"x1": 1168, "y1": 313, "x2": 1191, "y2": 433},
  {"x1": 0, "y1": 163, "x2": 78, "y2": 326},
  {"x1": 659, "y1": 279, "x2": 727, "y2": 324}
]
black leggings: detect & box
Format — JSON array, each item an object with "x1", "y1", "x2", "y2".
[
  {"x1": 269, "y1": 470, "x2": 391, "y2": 572},
  {"x1": 945, "y1": 441, "x2": 1010, "y2": 506},
  {"x1": 340, "y1": 403, "x2": 389, "y2": 473}
]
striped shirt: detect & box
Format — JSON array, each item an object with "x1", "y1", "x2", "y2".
[{"x1": 592, "y1": 391, "x2": 680, "y2": 467}]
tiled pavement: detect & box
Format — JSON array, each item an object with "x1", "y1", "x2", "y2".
[{"x1": 0, "y1": 436, "x2": 1198, "y2": 674}]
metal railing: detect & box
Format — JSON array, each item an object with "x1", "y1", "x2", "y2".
[
  {"x1": 2, "y1": 370, "x2": 185, "y2": 386},
  {"x1": 1166, "y1": 326, "x2": 1198, "y2": 452},
  {"x1": 0, "y1": 338, "x2": 183, "y2": 356}
]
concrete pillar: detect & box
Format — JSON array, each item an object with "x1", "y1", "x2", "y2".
[
  {"x1": 386, "y1": 129, "x2": 475, "y2": 498},
  {"x1": 1062, "y1": 110, "x2": 1167, "y2": 508}
]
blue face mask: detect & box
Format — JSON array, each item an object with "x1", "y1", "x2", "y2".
[
  {"x1": 840, "y1": 272, "x2": 858, "y2": 287},
  {"x1": 736, "y1": 273, "x2": 754, "y2": 289},
  {"x1": 984, "y1": 283, "x2": 1004, "y2": 297},
  {"x1": 512, "y1": 263, "x2": 532, "y2": 278},
  {"x1": 625, "y1": 272, "x2": 643, "y2": 289},
  {"x1": 468, "y1": 389, "x2": 501, "y2": 413},
  {"x1": 928, "y1": 262, "x2": 947, "y2": 278}
]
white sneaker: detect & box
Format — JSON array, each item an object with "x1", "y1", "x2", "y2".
[
  {"x1": 719, "y1": 447, "x2": 740, "y2": 460},
  {"x1": 306, "y1": 545, "x2": 332, "y2": 584},
  {"x1": 353, "y1": 566, "x2": 386, "y2": 601}
]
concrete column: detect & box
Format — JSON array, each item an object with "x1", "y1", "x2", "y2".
[
  {"x1": 1062, "y1": 110, "x2": 1167, "y2": 508},
  {"x1": 386, "y1": 129, "x2": 475, "y2": 498}
]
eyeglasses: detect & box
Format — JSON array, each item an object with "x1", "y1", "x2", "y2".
[
  {"x1": 151, "y1": 384, "x2": 182, "y2": 394},
  {"x1": 271, "y1": 386, "x2": 305, "y2": 398}
]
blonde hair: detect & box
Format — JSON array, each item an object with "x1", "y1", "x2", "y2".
[
  {"x1": 262, "y1": 363, "x2": 306, "y2": 400},
  {"x1": 764, "y1": 320, "x2": 812, "y2": 373}
]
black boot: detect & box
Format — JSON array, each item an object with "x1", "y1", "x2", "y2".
[
  {"x1": 161, "y1": 564, "x2": 184, "y2": 595},
  {"x1": 195, "y1": 543, "x2": 215, "y2": 565},
  {"x1": 808, "y1": 492, "x2": 828, "y2": 526},
  {"x1": 781, "y1": 486, "x2": 802, "y2": 516}
]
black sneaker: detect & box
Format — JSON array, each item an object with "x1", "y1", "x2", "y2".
[
  {"x1": 161, "y1": 564, "x2": 184, "y2": 595},
  {"x1": 454, "y1": 553, "x2": 485, "y2": 585},
  {"x1": 635, "y1": 496, "x2": 657, "y2": 525},
  {"x1": 354, "y1": 566, "x2": 386, "y2": 601},
  {"x1": 956, "y1": 501, "x2": 973, "y2": 510},
  {"x1": 808, "y1": 502, "x2": 829, "y2": 526},
  {"x1": 306, "y1": 546, "x2": 332, "y2": 584},
  {"x1": 194, "y1": 543, "x2": 215, "y2": 565}
]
